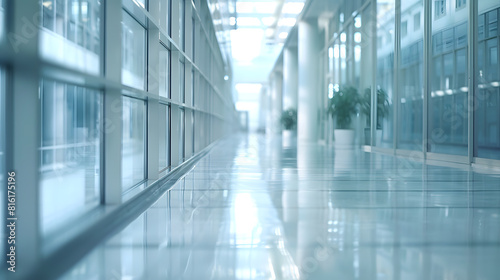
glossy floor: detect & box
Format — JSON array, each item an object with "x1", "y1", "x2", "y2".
[{"x1": 62, "y1": 134, "x2": 500, "y2": 280}]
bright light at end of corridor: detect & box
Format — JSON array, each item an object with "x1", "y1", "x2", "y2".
[
  {"x1": 235, "y1": 83, "x2": 263, "y2": 93},
  {"x1": 231, "y1": 29, "x2": 263, "y2": 61}
]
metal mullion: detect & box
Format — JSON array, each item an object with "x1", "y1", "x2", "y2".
[
  {"x1": 393, "y1": 0, "x2": 401, "y2": 152},
  {"x1": 370, "y1": 0, "x2": 377, "y2": 146},
  {"x1": 468, "y1": 0, "x2": 478, "y2": 163},
  {"x1": 423, "y1": 0, "x2": 431, "y2": 156}
]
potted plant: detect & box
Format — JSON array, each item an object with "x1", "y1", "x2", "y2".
[
  {"x1": 361, "y1": 88, "x2": 390, "y2": 145},
  {"x1": 327, "y1": 86, "x2": 360, "y2": 146},
  {"x1": 280, "y1": 108, "x2": 297, "y2": 146}
]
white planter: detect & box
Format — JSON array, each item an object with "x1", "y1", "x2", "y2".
[
  {"x1": 282, "y1": 130, "x2": 296, "y2": 147},
  {"x1": 334, "y1": 129, "x2": 355, "y2": 148}
]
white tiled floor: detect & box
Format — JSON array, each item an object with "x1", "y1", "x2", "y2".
[{"x1": 61, "y1": 134, "x2": 500, "y2": 280}]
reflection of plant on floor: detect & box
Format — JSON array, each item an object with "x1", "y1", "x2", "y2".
[
  {"x1": 280, "y1": 108, "x2": 297, "y2": 130},
  {"x1": 361, "y1": 88, "x2": 390, "y2": 129},
  {"x1": 327, "y1": 86, "x2": 360, "y2": 129}
]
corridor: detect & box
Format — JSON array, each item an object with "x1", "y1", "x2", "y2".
[{"x1": 61, "y1": 134, "x2": 500, "y2": 280}]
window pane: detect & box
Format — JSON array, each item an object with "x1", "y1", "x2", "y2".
[
  {"x1": 192, "y1": 16, "x2": 196, "y2": 60},
  {"x1": 179, "y1": 109, "x2": 185, "y2": 163},
  {"x1": 398, "y1": 0, "x2": 423, "y2": 151},
  {"x1": 180, "y1": 60, "x2": 185, "y2": 103},
  {"x1": 179, "y1": 0, "x2": 185, "y2": 50},
  {"x1": 376, "y1": 0, "x2": 395, "y2": 148},
  {"x1": 122, "y1": 96, "x2": 146, "y2": 190},
  {"x1": 40, "y1": 80, "x2": 101, "y2": 233},
  {"x1": 159, "y1": 105, "x2": 170, "y2": 171},
  {"x1": 191, "y1": 69, "x2": 195, "y2": 106},
  {"x1": 122, "y1": 11, "x2": 146, "y2": 90},
  {"x1": 159, "y1": 46, "x2": 170, "y2": 98},
  {"x1": 160, "y1": 0, "x2": 171, "y2": 35},
  {"x1": 191, "y1": 110, "x2": 195, "y2": 154},
  {"x1": 428, "y1": 2, "x2": 468, "y2": 156},
  {"x1": 39, "y1": 0, "x2": 101, "y2": 74},
  {"x1": 476, "y1": 5, "x2": 500, "y2": 159}
]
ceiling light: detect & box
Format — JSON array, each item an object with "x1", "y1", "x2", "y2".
[
  {"x1": 279, "y1": 32, "x2": 288, "y2": 39},
  {"x1": 354, "y1": 32, "x2": 361, "y2": 43},
  {"x1": 237, "y1": 2, "x2": 277, "y2": 14},
  {"x1": 237, "y1": 17, "x2": 262, "y2": 27},
  {"x1": 255, "y1": 3, "x2": 277, "y2": 13},
  {"x1": 235, "y1": 83, "x2": 263, "y2": 93},
  {"x1": 354, "y1": 16, "x2": 362, "y2": 28},
  {"x1": 282, "y1": 2, "x2": 305, "y2": 14},
  {"x1": 236, "y1": 2, "x2": 254, "y2": 13}
]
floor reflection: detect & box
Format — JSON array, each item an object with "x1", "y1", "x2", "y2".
[{"x1": 62, "y1": 133, "x2": 500, "y2": 280}]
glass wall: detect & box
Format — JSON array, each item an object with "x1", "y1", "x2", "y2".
[
  {"x1": 428, "y1": 1, "x2": 469, "y2": 156},
  {"x1": 0, "y1": 0, "x2": 235, "y2": 273},
  {"x1": 159, "y1": 104, "x2": 170, "y2": 171},
  {"x1": 39, "y1": 0, "x2": 101, "y2": 74},
  {"x1": 40, "y1": 80, "x2": 101, "y2": 233},
  {"x1": 122, "y1": 11, "x2": 146, "y2": 90},
  {"x1": 376, "y1": 0, "x2": 395, "y2": 148},
  {"x1": 476, "y1": 2, "x2": 500, "y2": 159},
  {"x1": 397, "y1": 0, "x2": 424, "y2": 150},
  {"x1": 121, "y1": 96, "x2": 146, "y2": 190}
]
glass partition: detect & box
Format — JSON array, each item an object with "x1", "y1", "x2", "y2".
[
  {"x1": 397, "y1": 0, "x2": 424, "y2": 150},
  {"x1": 476, "y1": 4, "x2": 500, "y2": 160},
  {"x1": 376, "y1": 0, "x2": 395, "y2": 148},
  {"x1": 428, "y1": 1, "x2": 469, "y2": 156}
]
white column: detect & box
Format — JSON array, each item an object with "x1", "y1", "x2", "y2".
[
  {"x1": 258, "y1": 86, "x2": 268, "y2": 133},
  {"x1": 283, "y1": 47, "x2": 298, "y2": 110},
  {"x1": 264, "y1": 86, "x2": 273, "y2": 135},
  {"x1": 271, "y1": 72, "x2": 283, "y2": 133},
  {"x1": 147, "y1": 0, "x2": 160, "y2": 180},
  {"x1": 6, "y1": 1, "x2": 41, "y2": 275},
  {"x1": 104, "y1": 0, "x2": 123, "y2": 204},
  {"x1": 298, "y1": 20, "x2": 321, "y2": 142}
]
